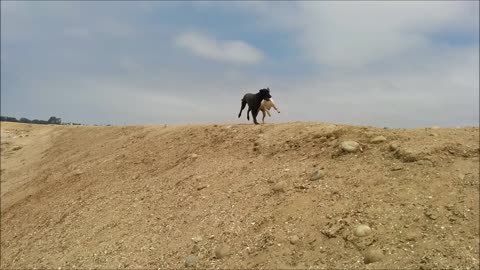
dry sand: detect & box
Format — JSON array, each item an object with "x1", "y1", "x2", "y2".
[{"x1": 1, "y1": 121, "x2": 479, "y2": 269}]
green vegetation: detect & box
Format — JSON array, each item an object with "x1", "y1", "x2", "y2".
[{"x1": 1, "y1": 115, "x2": 63, "y2": 125}]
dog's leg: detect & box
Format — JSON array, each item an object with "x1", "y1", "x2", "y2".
[
  {"x1": 252, "y1": 108, "x2": 260, "y2": 125},
  {"x1": 272, "y1": 102, "x2": 280, "y2": 113},
  {"x1": 238, "y1": 98, "x2": 247, "y2": 118},
  {"x1": 247, "y1": 108, "x2": 251, "y2": 120},
  {"x1": 261, "y1": 110, "x2": 266, "y2": 123},
  {"x1": 273, "y1": 106, "x2": 280, "y2": 113}
]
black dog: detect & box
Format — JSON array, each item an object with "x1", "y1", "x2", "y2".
[{"x1": 238, "y1": 88, "x2": 272, "y2": 125}]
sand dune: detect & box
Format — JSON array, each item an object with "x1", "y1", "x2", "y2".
[{"x1": 1, "y1": 121, "x2": 479, "y2": 269}]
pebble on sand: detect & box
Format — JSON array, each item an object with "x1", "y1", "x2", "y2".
[
  {"x1": 354, "y1": 224, "x2": 372, "y2": 237},
  {"x1": 272, "y1": 181, "x2": 286, "y2": 192},
  {"x1": 197, "y1": 184, "x2": 208, "y2": 191},
  {"x1": 192, "y1": 236, "x2": 203, "y2": 243},
  {"x1": 364, "y1": 248, "x2": 384, "y2": 264},
  {"x1": 289, "y1": 235, "x2": 300, "y2": 245},
  {"x1": 370, "y1": 136, "x2": 387, "y2": 143},
  {"x1": 191, "y1": 244, "x2": 200, "y2": 254},
  {"x1": 185, "y1": 255, "x2": 198, "y2": 267},
  {"x1": 389, "y1": 142, "x2": 400, "y2": 152},
  {"x1": 405, "y1": 231, "x2": 419, "y2": 241},
  {"x1": 310, "y1": 170, "x2": 325, "y2": 181},
  {"x1": 215, "y1": 244, "x2": 231, "y2": 259},
  {"x1": 340, "y1": 141, "x2": 360, "y2": 153}
]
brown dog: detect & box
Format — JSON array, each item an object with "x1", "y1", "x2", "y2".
[{"x1": 259, "y1": 98, "x2": 280, "y2": 123}]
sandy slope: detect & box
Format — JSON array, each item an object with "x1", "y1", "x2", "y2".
[{"x1": 1, "y1": 121, "x2": 479, "y2": 269}]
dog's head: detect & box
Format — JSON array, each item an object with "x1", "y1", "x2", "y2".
[{"x1": 258, "y1": 87, "x2": 272, "y2": 101}]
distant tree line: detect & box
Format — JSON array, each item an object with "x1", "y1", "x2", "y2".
[{"x1": 1, "y1": 115, "x2": 64, "y2": 125}]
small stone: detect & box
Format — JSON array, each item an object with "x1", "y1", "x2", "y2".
[
  {"x1": 192, "y1": 236, "x2": 203, "y2": 243},
  {"x1": 340, "y1": 141, "x2": 360, "y2": 153},
  {"x1": 391, "y1": 165, "x2": 404, "y2": 171},
  {"x1": 310, "y1": 170, "x2": 325, "y2": 181},
  {"x1": 272, "y1": 182, "x2": 286, "y2": 193},
  {"x1": 197, "y1": 184, "x2": 208, "y2": 191},
  {"x1": 190, "y1": 153, "x2": 199, "y2": 159},
  {"x1": 389, "y1": 142, "x2": 400, "y2": 151},
  {"x1": 430, "y1": 133, "x2": 438, "y2": 137},
  {"x1": 289, "y1": 235, "x2": 300, "y2": 245},
  {"x1": 191, "y1": 244, "x2": 200, "y2": 254},
  {"x1": 395, "y1": 149, "x2": 419, "y2": 162},
  {"x1": 214, "y1": 244, "x2": 231, "y2": 259},
  {"x1": 370, "y1": 136, "x2": 387, "y2": 143},
  {"x1": 354, "y1": 224, "x2": 372, "y2": 237},
  {"x1": 185, "y1": 255, "x2": 198, "y2": 267},
  {"x1": 294, "y1": 184, "x2": 309, "y2": 190},
  {"x1": 405, "y1": 231, "x2": 418, "y2": 241},
  {"x1": 74, "y1": 169, "x2": 84, "y2": 176},
  {"x1": 424, "y1": 209, "x2": 438, "y2": 220},
  {"x1": 364, "y1": 248, "x2": 384, "y2": 264}
]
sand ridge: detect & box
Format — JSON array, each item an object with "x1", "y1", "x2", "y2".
[{"x1": 1, "y1": 121, "x2": 479, "y2": 269}]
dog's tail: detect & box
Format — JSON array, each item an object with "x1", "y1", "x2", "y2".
[{"x1": 238, "y1": 97, "x2": 247, "y2": 118}]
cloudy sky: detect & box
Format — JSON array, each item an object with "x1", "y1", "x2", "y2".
[{"x1": 1, "y1": 1, "x2": 479, "y2": 127}]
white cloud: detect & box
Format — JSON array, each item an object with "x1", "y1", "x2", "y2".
[
  {"x1": 174, "y1": 31, "x2": 264, "y2": 64},
  {"x1": 223, "y1": 1, "x2": 478, "y2": 68},
  {"x1": 294, "y1": 1, "x2": 478, "y2": 68},
  {"x1": 269, "y1": 44, "x2": 479, "y2": 128}
]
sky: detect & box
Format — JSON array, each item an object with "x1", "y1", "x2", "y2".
[{"x1": 1, "y1": 1, "x2": 479, "y2": 128}]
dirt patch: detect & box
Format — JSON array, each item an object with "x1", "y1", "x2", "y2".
[{"x1": 1, "y1": 122, "x2": 479, "y2": 269}]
